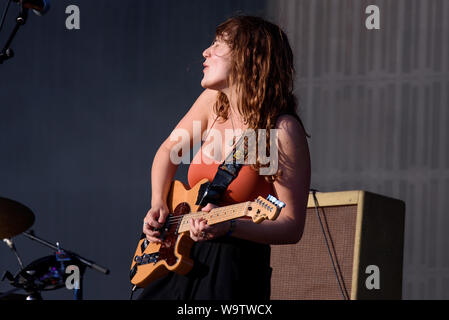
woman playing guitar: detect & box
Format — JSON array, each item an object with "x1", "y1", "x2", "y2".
[{"x1": 139, "y1": 15, "x2": 311, "y2": 300}]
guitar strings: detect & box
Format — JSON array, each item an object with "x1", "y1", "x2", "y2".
[
  {"x1": 165, "y1": 209, "x2": 240, "y2": 224},
  {"x1": 158, "y1": 215, "x2": 232, "y2": 229},
  {"x1": 157, "y1": 204, "x2": 246, "y2": 228}
]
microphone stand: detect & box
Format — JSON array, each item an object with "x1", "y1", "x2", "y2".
[
  {"x1": 0, "y1": 1, "x2": 28, "y2": 64},
  {"x1": 21, "y1": 230, "x2": 110, "y2": 300},
  {"x1": 22, "y1": 230, "x2": 110, "y2": 275}
]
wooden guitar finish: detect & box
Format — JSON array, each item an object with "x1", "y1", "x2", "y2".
[{"x1": 130, "y1": 178, "x2": 285, "y2": 288}]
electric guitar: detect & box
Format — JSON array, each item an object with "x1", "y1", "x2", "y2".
[{"x1": 130, "y1": 178, "x2": 286, "y2": 288}]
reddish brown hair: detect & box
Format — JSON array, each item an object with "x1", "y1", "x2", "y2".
[{"x1": 212, "y1": 15, "x2": 306, "y2": 182}]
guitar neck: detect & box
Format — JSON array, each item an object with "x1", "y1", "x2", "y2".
[{"x1": 177, "y1": 202, "x2": 251, "y2": 234}]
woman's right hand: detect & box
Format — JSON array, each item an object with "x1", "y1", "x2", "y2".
[{"x1": 143, "y1": 200, "x2": 170, "y2": 243}]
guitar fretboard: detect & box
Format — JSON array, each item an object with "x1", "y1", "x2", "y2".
[{"x1": 177, "y1": 202, "x2": 250, "y2": 233}]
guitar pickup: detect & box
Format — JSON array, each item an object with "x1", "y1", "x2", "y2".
[
  {"x1": 140, "y1": 238, "x2": 149, "y2": 253},
  {"x1": 134, "y1": 253, "x2": 160, "y2": 266}
]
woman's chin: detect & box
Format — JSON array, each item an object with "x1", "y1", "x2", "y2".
[
  {"x1": 201, "y1": 79, "x2": 226, "y2": 92},
  {"x1": 201, "y1": 80, "x2": 216, "y2": 90}
]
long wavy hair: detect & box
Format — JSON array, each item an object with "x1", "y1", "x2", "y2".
[{"x1": 211, "y1": 15, "x2": 307, "y2": 182}]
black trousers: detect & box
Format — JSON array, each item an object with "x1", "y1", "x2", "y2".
[{"x1": 137, "y1": 237, "x2": 272, "y2": 300}]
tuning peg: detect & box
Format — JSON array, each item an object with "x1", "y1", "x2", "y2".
[{"x1": 267, "y1": 195, "x2": 286, "y2": 208}]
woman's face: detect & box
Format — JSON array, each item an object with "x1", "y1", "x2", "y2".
[{"x1": 201, "y1": 36, "x2": 233, "y2": 91}]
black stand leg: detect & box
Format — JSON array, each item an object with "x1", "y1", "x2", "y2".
[
  {"x1": 0, "y1": 4, "x2": 28, "y2": 64},
  {"x1": 74, "y1": 274, "x2": 83, "y2": 300}
]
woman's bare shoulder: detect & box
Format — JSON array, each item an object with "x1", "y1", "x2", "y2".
[
  {"x1": 193, "y1": 89, "x2": 219, "y2": 121},
  {"x1": 274, "y1": 113, "x2": 310, "y2": 175},
  {"x1": 201, "y1": 88, "x2": 220, "y2": 100},
  {"x1": 197, "y1": 89, "x2": 219, "y2": 110},
  {"x1": 275, "y1": 114, "x2": 307, "y2": 140}
]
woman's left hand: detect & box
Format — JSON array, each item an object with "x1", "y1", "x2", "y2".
[{"x1": 189, "y1": 203, "x2": 231, "y2": 242}]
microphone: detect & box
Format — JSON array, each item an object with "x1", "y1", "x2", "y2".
[{"x1": 12, "y1": 0, "x2": 50, "y2": 16}]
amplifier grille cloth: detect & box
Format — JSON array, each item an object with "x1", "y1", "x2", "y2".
[{"x1": 270, "y1": 205, "x2": 358, "y2": 300}]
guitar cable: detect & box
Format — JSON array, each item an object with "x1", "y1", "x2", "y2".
[{"x1": 310, "y1": 188, "x2": 350, "y2": 300}]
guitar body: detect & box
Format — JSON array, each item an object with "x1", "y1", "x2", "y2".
[{"x1": 130, "y1": 179, "x2": 207, "y2": 288}]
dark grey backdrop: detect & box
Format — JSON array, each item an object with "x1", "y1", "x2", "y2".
[{"x1": 1, "y1": 0, "x2": 448, "y2": 300}]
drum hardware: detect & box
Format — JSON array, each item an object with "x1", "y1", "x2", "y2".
[
  {"x1": 0, "y1": 197, "x2": 110, "y2": 300},
  {"x1": 3, "y1": 238, "x2": 24, "y2": 269},
  {"x1": 0, "y1": 0, "x2": 49, "y2": 64}
]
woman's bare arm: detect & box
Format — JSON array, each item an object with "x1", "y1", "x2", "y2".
[
  {"x1": 143, "y1": 89, "x2": 218, "y2": 241},
  {"x1": 191, "y1": 114, "x2": 311, "y2": 244},
  {"x1": 231, "y1": 115, "x2": 311, "y2": 244},
  {"x1": 228, "y1": 115, "x2": 310, "y2": 244},
  {"x1": 150, "y1": 89, "x2": 217, "y2": 205}
]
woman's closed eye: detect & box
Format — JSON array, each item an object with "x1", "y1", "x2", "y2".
[
  {"x1": 209, "y1": 40, "x2": 231, "y2": 56},
  {"x1": 211, "y1": 39, "x2": 219, "y2": 47}
]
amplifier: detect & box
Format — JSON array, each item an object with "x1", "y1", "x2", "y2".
[{"x1": 270, "y1": 191, "x2": 405, "y2": 300}]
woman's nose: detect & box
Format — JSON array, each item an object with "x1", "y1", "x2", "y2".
[{"x1": 203, "y1": 46, "x2": 212, "y2": 58}]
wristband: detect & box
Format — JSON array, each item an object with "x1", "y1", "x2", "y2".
[{"x1": 226, "y1": 220, "x2": 236, "y2": 237}]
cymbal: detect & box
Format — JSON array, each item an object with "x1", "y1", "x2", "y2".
[{"x1": 0, "y1": 197, "x2": 35, "y2": 239}]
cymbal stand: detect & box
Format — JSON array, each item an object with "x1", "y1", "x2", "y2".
[
  {"x1": 0, "y1": 0, "x2": 28, "y2": 64},
  {"x1": 3, "y1": 239, "x2": 24, "y2": 270}
]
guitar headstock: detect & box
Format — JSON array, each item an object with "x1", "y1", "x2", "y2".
[{"x1": 247, "y1": 195, "x2": 286, "y2": 224}]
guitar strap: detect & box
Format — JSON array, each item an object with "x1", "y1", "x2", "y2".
[{"x1": 195, "y1": 132, "x2": 250, "y2": 207}]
